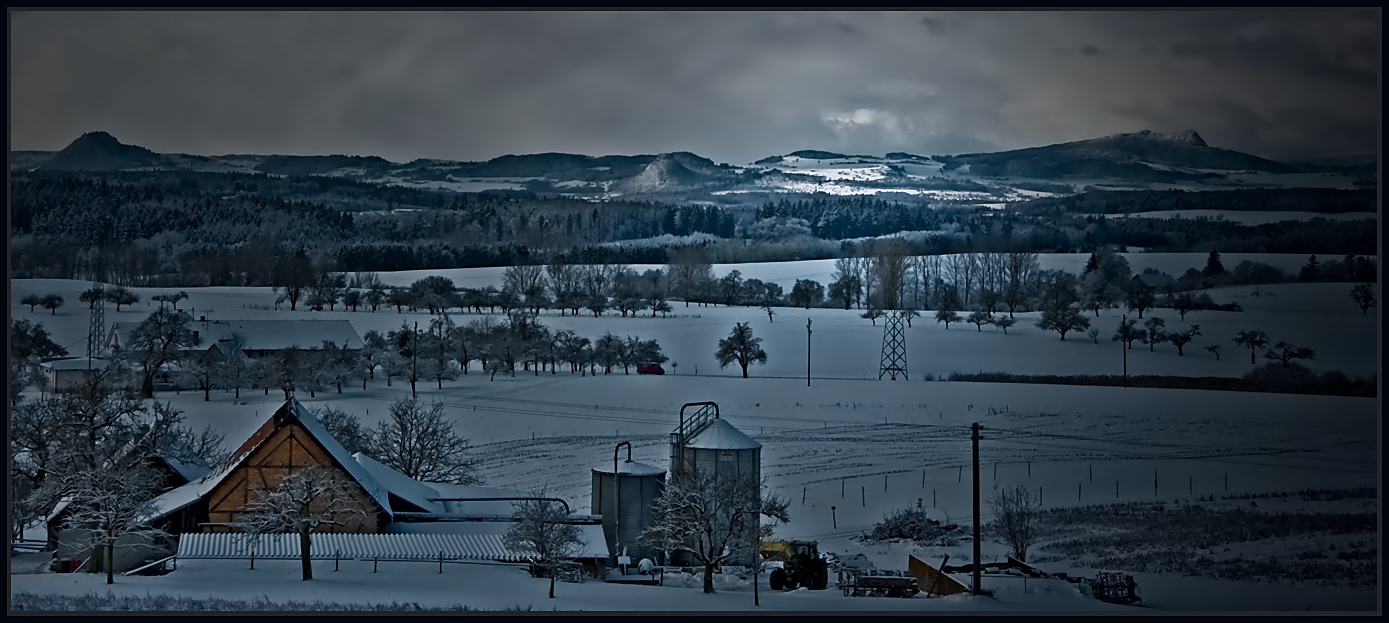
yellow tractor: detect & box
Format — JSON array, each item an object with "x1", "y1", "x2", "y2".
[{"x1": 762, "y1": 539, "x2": 829, "y2": 591}]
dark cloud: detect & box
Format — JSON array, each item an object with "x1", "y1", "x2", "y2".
[
  {"x1": 1108, "y1": 97, "x2": 1376, "y2": 161},
  {"x1": 8, "y1": 10, "x2": 1378, "y2": 163}
]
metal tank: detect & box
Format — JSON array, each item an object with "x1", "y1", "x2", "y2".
[
  {"x1": 666, "y1": 402, "x2": 762, "y2": 566},
  {"x1": 592, "y1": 442, "x2": 666, "y2": 565}
]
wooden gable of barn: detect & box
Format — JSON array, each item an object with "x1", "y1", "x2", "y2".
[{"x1": 200, "y1": 402, "x2": 387, "y2": 533}]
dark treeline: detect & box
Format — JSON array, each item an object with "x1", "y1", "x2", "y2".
[
  {"x1": 1076, "y1": 214, "x2": 1378, "y2": 255},
  {"x1": 1013, "y1": 187, "x2": 1377, "y2": 216}
]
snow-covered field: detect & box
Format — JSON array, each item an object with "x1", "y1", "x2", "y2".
[{"x1": 9, "y1": 258, "x2": 1379, "y2": 611}]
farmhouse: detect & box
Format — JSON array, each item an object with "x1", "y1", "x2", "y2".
[
  {"x1": 50, "y1": 399, "x2": 606, "y2": 576},
  {"x1": 106, "y1": 317, "x2": 363, "y2": 362},
  {"x1": 1130, "y1": 272, "x2": 1177, "y2": 293},
  {"x1": 37, "y1": 357, "x2": 111, "y2": 391}
]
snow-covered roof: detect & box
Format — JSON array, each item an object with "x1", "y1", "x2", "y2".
[
  {"x1": 39, "y1": 358, "x2": 109, "y2": 371},
  {"x1": 159, "y1": 454, "x2": 211, "y2": 484},
  {"x1": 352, "y1": 452, "x2": 446, "y2": 515},
  {"x1": 592, "y1": 459, "x2": 666, "y2": 477},
  {"x1": 45, "y1": 497, "x2": 72, "y2": 523},
  {"x1": 685, "y1": 418, "x2": 761, "y2": 450},
  {"x1": 1133, "y1": 273, "x2": 1176, "y2": 289},
  {"x1": 427, "y1": 483, "x2": 529, "y2": 517}
]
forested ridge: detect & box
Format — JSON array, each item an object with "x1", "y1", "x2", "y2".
[{"x1": 8, "y1": 169, "x2": 1378, "y2": 287}]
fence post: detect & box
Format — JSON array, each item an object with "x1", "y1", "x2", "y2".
[
  {"x1": 861, "y1": 486, "x2": 866, "y2": 507},
  {"x1": 335, "y1": 548, "x2": 340, "y2": 572},
  {"x1": 250, "y1": 549, "x2": 255, "y2": 570},
  {"x1": 374, "y1": 556, "x2": 378, "y2": 573},
  {"x1": 439, "y1": 551, "x2": 444, "y2": 574}
]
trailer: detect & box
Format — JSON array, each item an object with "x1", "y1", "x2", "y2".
[
  {"x1": 837, "y1": 569, "x2": 920, "y2": 597},
  {"x1": 1088, "y1": 571, "x2": 1141, "y2": 606}
]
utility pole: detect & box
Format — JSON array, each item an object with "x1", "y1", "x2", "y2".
[
  {"x1": 1121, "y1": 314, "x2": 1128, "y2": 388},
  {"x1": 412, "y1": 321, "x2": 419, "y2": 399},
  {"x1": 971, "y1": 422, "x2": 983, "y2": 596},
  {"x1": 806, "y1": 318, "x2": 812, "y2": 387}
]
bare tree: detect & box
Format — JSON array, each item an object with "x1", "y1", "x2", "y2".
[
  {"x1": 233, "y1": 466, "x2": 371, "y2": 581},
  {"x1": 1232, "y1": 330, "x2": 1269, "y2": 365},
  {"x1": 1112, "y1": 317, "x2": 1141, "y2": 349},
  {"x1": 503, "y1": 490, "x2": 586, "y2": 599},
  {"x1": 1167, "y1": 325, "x2": 1201, "y2": 356},
  {"x1": 934, "y1": 284, "x2": 962, "y2": 329},
  {"x1": 967, "y1": 311, "x2": 991, "y2": 332},
  {"x1": 313, "y1": 405, "x2": 373, "y2": 456},
  {"x1": 1264, "y1": 341, "x2": 1315, "y2": 368},
  {"x1": 106, "y1": 286, "x2": 141, "y2": 311},
  {"x1": 640, "y1": 472, "x2": 789, "y2": 594},
  {"x1": 1204, "y1": 345, "x2": 1221, "y2": 360},
  {"x1": 60, "y1": 461, "x2": 170, "y2": 585},
  {"x1": 213, "y1": 337, "x2": 255, "y2": 398},
  {"x1": 871, "y1": 239, "x2": 909, "y2": 310},
  {"x1": 150, "y1": 291, "x2": 189, "y2": 311},
  {"x1": 369, "y1": 399, "x2": 480, "y2": 484},
  {"x1": 986, "y1": 485, "x2": 1044, "y2": 563},
  {"x1": 1349, "y1": 283, "x2": 1376, "y2": 315},
  {"x1": 716, "y1": 322, "x2": 768, "y2": 379},
  {"x1": 177, "y1": 358, "x2": 219, "y2": 401},
  {"x1": 1125, "y1": 283, "x2": 1155, "y2": 319},
  {"x1": 992, "y1": 316, "x2": 1017, "y2": 335},
  {"x1": 40, "y1": 294, "x2": 65, "y2": 315},
  {"x1": 80, "y1": 285, "x2": 108, "y2": 309},
  {"x1": 1142, "y1": 317, "x2": 1168, "y2": 352},
  {"x1": 120, "y1": 309, "x2": 200, "y2": 398}
]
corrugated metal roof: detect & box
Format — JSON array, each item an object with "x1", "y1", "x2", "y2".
[
  {"x1": 685, "y1": 418, "x2": 760, "y2": 450},
  {"x1": 176, "y1": 525, "x2": 610, "y2": 561}
]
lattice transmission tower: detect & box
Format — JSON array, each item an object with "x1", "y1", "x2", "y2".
[{"x1": 878, "y1": 310, "x2": 908, "y2": 380}]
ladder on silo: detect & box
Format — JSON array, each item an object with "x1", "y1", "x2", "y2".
[{"x1": 672, "y1": 402, "x2": 719, "y2": 477}]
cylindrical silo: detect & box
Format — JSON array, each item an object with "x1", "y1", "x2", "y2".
[
  {"x1": 667, "y1": 405, "x2": 763, "y2": 567},
  {"x1": 592, "y1": 459, "x2": 666, "y2": 565}
]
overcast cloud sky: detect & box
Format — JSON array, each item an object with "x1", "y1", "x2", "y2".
[{"x1": 8, "y1": 10, "x2": 1380, "y2": 164}]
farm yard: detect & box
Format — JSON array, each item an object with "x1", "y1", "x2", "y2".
[{"x1": 9, "y1": 252, "x2": 1379, "y2": 612}]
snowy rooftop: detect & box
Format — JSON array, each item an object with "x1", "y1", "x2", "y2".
[
  {"x1": 352, "y1": 452, "x2": 446, "y2": 515},
  {"x1": 39, "y1": 357, "x2": 108, "y2": 371},
  {"x1": 685, "y1": 419, "x2": 760, "y2": 450},
  {"x1": 592, "y1": 459, "x2": 666, "y2": 476}
]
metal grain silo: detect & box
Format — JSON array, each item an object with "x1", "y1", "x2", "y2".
[
  {"x1": 667, "y1": 402, "x2": 762, "y2": 566},
  {"x1": 669, "y1": 402, "x2": 761, "y2": 484},
  {"x1": 592, "y1": 442, "x2": 666, "y2": 565}
]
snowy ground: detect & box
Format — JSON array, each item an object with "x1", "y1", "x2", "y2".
[{"x1": 9, "y1": 260, "x2": 1379, "y2": 612}]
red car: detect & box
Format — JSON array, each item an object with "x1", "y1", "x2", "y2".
[{"x1": 637, "y1": 363, "x2": 665, "y2": 375}]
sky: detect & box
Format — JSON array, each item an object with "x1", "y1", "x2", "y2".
[{"x1": 8, "y1": 10, "x2": 1380, "y2": 164}]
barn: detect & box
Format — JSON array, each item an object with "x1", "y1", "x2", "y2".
[{"x1": 66, "y1": 399, "x2": 610, "y2": 576}]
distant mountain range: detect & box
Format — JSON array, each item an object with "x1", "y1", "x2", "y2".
[{"x1": 11, "y1": 130, "x2": 1374, "y2": 202}]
